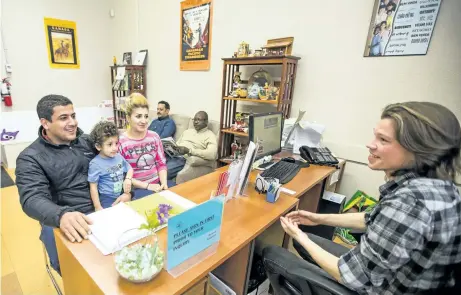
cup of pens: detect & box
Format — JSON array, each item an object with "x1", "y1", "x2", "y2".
[{"x1": 266, "y1": 183, "x2": 281, "y2": 203}]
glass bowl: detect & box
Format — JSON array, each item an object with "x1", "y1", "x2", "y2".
[{"x1": 114, "y1": 230, "x2": 164, "y2": 283}]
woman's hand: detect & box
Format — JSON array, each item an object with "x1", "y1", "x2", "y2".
[
  {"x1": 286, "y1": 210, "x2": 320, "y2": 226},
  {"x1": 123, "y1": 178, "x2": 132, "y2": 193},
  {"x1": 160, "y1": 183, "x2": 168, "y2": 190},
  {"x1": 147, "y1": 183, "x2": 162, "y2": 192},
  {"x1": 280, "y1": 216, "x2": 307, "y2": 242},
  {"x1": 95, "y1": 205, "x2": 103, "y2": 211}
]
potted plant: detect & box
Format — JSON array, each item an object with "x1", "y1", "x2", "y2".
[{"x1": 114, "y1": 204, "x2": 173, "y2": 283}]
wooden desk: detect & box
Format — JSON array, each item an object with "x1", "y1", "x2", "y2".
[{"x1": 55, "y1": 165, "x2": 334, "y2": 295}]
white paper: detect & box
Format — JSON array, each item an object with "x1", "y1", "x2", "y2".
[
  {"x1": 133, "y1": 51, "x2": 147, "y2": 65},
  {"x1": 322, "y1": 191, "x2": 346, "y2": 204},
  {"x1": 87, "y1": 203, "x2": 149, "y2": 255},
  {"x1": 158, "y1": 190, "x2": 196, "y2": 209},
  {"x1": 115, "y1": 67, "x2": 125, "y2": 80},
  {"x1": 226, "y1": 160, "x2": 243, "y2": 201},
  {"x1": 293, "y1": 122, "x2": 326, "y2": 153},
  {"x1": 208, "y1": 272, "x2": 236, "y2": 295},
  {"x1": 329, "y1": 170, "x2": 340, "y2": 186},
  {"x1": 238, "y1": 141, "x2": 257, "y2": 196}
]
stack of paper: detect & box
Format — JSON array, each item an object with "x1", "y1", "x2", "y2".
[{"x1": 87, "y1": 203, "x2": 150, "y2": 255}]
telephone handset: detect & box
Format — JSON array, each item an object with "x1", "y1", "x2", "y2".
[{"x1": 299, "y1": 146, "x2": 339, "y2": 166}]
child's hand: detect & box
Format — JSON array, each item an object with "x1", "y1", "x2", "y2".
[
  {"x1": 112, "y1": 193, "x2": 132, "y2": 206},
  {"x1": 123, "y1": 178, "x2": 132, "y2": 193}
]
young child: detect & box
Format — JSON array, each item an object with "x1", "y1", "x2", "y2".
[{"x1": 88, "y1": 121, "x2": 133, "y2": 210}]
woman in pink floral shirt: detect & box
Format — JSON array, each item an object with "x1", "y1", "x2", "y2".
[{"x1": 118, "y1": 93, "x2": 169, "y2": 198}]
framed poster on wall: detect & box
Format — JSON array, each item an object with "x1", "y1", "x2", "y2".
[
  {"x1": 363, "y1": 0, "x2": 441, "y2": 57},
  {"x1": 44, "y1": 17, "x2": 80, "y2": 69},
  {"x1": 180, "y1": 0, "x2": 213, "y2": 71}
]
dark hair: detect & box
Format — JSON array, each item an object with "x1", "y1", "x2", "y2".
[
  {"x1": 158, "y1": 101, "x2": 170, "y2": 110},
  {"x1": 90, "y1": 121, "x2": 119, "y2": 147},
  {"x1": 380, "y1": 21, "x2": 387, "y2": 27},
  {"x1": 382, "y1": 102, "x2": 461, "y2": 181},
  {"x1": 36, "y1": 94, "x2": 73, "y2": 121}
]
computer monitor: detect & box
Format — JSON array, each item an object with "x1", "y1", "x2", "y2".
[{"x1": 249, "y1": 112, "x2": 284, "y2": 160}]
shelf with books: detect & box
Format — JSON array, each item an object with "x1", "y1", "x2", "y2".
[{"x1": 110, "y1": 65, "x2": 147, "y2": 129}]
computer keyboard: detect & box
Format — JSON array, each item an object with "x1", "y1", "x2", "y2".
[{"x1": 260, "y1": 161, "x2": 301, "y2": 184}]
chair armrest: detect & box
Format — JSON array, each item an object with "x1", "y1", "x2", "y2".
[{"x1": 287, "y1": 267, "x2": 357, "y2": 295}]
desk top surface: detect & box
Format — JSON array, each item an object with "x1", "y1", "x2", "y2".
[{"x1": 55, "y1": 164, "x2": 335, "y2": 295}]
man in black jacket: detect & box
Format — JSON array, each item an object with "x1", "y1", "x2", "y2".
[{"x1": 15, "y1": 94, "x2": 96, "y2": 274}]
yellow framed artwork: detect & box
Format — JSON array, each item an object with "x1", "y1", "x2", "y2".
[
  {"x1": 44, "y1": 17, "x2": 80, "y2": 69},
  {"x1": 180, "y1": 0, "x2": 213, "y2": 71}
]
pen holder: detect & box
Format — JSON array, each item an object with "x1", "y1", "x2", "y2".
[{"x1": 266, "y1": 186, "x2": 281, "y2": 203}]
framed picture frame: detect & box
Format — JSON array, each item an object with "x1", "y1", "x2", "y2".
[
  {"x1": 180, "y1": 0, "x2": 213, "y2": 71},
  {"x1": 133, "y1": 49, "x2": 148, "y2": 66},
  {"x1": 122, "y1": 52, "x2": 132, "y2": 65},
  {"x1": 44, "y1": 17, "x2": 80, "y2": 69},
  {"x1": 363, "y1": 0, "x2": 441, "y2": 57}
]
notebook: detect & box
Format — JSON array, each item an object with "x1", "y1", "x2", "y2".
[{"x1": 87, "y1": 203, "x2": 150, "y2": 255}]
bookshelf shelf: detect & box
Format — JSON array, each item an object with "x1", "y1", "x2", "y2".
[
  {"x1": 217, "y1": 56, "x2": 300, "y2": 166},
  {"x1": 220, "y1": 128, "x2": 249, "y2": 137}
]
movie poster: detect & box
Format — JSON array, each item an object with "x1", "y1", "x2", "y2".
[
  {"x1": 44, "y1": 18, "x2": 80, "y2": 69},
  {"x1": 364, "y1": 0, "x2": 441, "y2": 57},
  {"x1": 180, "y1": 0, "x2": 213, "y2": 71}
]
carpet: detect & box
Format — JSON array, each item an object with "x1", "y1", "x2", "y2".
[{"x1": 1, "y1": 166, "x2": 15, "y2": 188}]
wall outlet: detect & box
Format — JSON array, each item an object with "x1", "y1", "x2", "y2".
[{"x1": 5, "y1": 64, "x2": 12, "y2": 73}]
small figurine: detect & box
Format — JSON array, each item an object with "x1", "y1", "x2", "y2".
[
  {"x1": 113, "y1": 56, "x2": 117, "y2": 66},
  {"x1": 231, "y1": 140, "x2": 239, "y2": 159}
]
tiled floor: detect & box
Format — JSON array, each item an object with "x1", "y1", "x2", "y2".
[{"x1": 1, "y1": 167, "x2": 64, "y2": 295}]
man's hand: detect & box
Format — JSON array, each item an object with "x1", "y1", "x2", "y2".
[
  {"x1": 123, "y1": 178, "x2": 132, "y2": 193},
  {"x1": 280, "y1": 216, "x2": 307, "y2": 242},
  {"x1": 159, "y1": 183, "x2": 168, "y2": 190},
  {"x1": 112, "y1": 193, "x2": 132, "y2": 206},
  {"x1": 176, "y1": 146, "x2": 190, "y2": 155},
  {"x1": 95, "y1": 205, "x2": 103, "y2": 211},
  {"x1": 60, "y1": 212, "x2": 93, "y2": 243},
  {"x1": 286, "y1": 210, "x2": 320, "y2": 226}
]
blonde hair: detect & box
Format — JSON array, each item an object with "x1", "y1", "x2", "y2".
[
  {"x1": 382, "y1": 102, "x2": 461, "y2": 181},
  {"x1": 125, "y1": 93, "x2": 149, "y2": 116}
]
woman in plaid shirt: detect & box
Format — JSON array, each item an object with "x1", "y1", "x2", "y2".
[{"x1": 269, "y1": 102, "x2": 461, "y2": 294}]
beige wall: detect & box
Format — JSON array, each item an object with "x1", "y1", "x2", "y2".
[
  {"x1": 111, "y1": 0, "x2": 460, "y2": 197},
  {"x1": 1, "y1": 0, "x2": 113, "y2": 111}
]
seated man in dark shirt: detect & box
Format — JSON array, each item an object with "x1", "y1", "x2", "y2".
[
  {"x1": 16, "y1": 94, "x2": 96, "y2": 274},
  {"x1": 148, "y1": 100, "x2": 176, "y2": 139}
]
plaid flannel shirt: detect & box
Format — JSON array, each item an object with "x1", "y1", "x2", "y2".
[{"x1": 338, "y1": 172, "x2": 461, "y2": 294}]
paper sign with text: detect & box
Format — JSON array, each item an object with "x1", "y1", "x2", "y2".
[{"x1": 167, "y1": 196, "x2": 224, "y2": 270}]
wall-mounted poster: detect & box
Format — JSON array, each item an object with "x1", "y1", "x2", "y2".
[
  {"x1": 44, "y1": 17, "x2": 80, "y2": 69},
  {"x1": 180, "y1": 0, "x2": 213, "y2": 71},
  {"x1": 364, "y1": 0, "x2": 441, "y2": 57}
]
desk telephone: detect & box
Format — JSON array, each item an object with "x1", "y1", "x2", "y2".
[{"x1": 299, "y1": 146, "x2": 339, "y2": 166}]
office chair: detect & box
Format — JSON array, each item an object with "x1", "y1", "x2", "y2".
[{"x1": 263, "y1": 245, "x2": 461, "y2": 295}]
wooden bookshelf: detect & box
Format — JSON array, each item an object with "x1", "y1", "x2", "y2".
[
  {"x1": 110, "y1": 65, "x2": 147, "y2": 129},
  {"x1": 217, "y1": 55, "x2": 300, "y2": 166}
]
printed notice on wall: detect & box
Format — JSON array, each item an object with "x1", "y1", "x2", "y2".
[{"x1": 364, "y1": 0, "x2": 441, "y2": 57}]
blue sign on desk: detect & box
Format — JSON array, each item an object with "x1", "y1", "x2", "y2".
[{"x1": 167, "y1": 196, "x2": 224, "y2": 271}]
